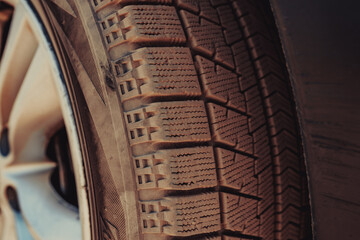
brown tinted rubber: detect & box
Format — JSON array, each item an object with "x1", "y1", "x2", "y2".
[{"x1": 87, "y1": 0, "x2": 309, "y2": 239}]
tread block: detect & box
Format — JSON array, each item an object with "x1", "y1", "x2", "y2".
[
  {"x1": 276, "y1": 205, "x2": 301, "y2": 227},
  {"x1": 90, "y1": 0, "x2": 308, "y2": 238},
  {"x1": 232, "y1": 1, "x2": 273, "y2": 40},
  {"x1": 232, "y1": 41, "x2": 257, "y2": 89},
  {"x1": 276, "y1": 187, "x2": 301, "y2": 213},
  {"x1": 180, "y1": 10, "x2": 234, "y2": 68},
  {"x1": 254, "y1": 56, "x2": 285, "y2": 80},
  {"x1": 268, "y1": 111, "x2": 296, "y2": 137},
  {"x1": 140, "y1": 193, "x2": 221, "y2": 236},
  {"x1": 176, "y1": 0, "x2": 220, "y2": 23},
  {"x1": 176, "y1": 0, "x2": 199, "y2": 13},
  {"x1": 253, "y1": 126, "x2": 272, "y2": 175},
  {"x1": 134, "y1": 147, "x2": 217, "y2": 191},
  {"x1": 245, "y1": 86, "x2": 266, "y2": 132},
  {"x1": 113, "y1": 47, "x2": 201, "y2": 110},
  {"x1": 258, "y1": 206, "x2": 275, "y2": 240},
  {"x1": 276, "y1": 167, "x2": 301, "y2": 194},
  {"x1": 275, "y1": 223, "x2": 301, "y2": 240},
  {"x1": 274, "y1": 149, "x2": 301, "y2": 173},
  {"x1": 216, "y1": 148, "x2": 257, "y2": 196},
  {"x1": 217, "y1": 5, "x2": 243, "y2": 45},
  {"x1": 264, "y1": 92, "x2": 294, "y2": 120},
  {"x1": 271, "y1": 130, "x2": 298, "y2": 155},
  {"x1": 100, "y1": 5, "x2": 186, "y2": 58},
  {"x1": 124, "y1": 101, "x2": 211, "y2": 156},
  {"x1": 210, "y1": 0, "x2": 228, "y2": 7},
  {"x1": 221, "y1": 192, "x2": 259, "y2": 236},
  {"x1": 260, "y1": 74, "x2": 290, "y2": 99},
  {"x1": 196, "y1": 56, "x2": 246, "y2": 112},
  {"x1": 238, "y1": 14, "x2": 273, "y2": 41},
  {"x1": 248, "y1": 34, "x2": 280, "y2": 62},
  {"x1": 257, "y1": 166, "x2": 274, "y2": 211},
  {"x1": 93, "y1": 0, "x2": 174, "y2": 13},
  {"x1": 198, "y1": 237, "x2": 221, "y2": 240},
  {"x1": 208, "y1": 103, "x2": 253, "y2": 153},
  {"x1": 223, "y1": 236, "x2": 247, "y2": 240},
  {"x1": 232, "y1": 0, "x2": 258, "y2": 18}
]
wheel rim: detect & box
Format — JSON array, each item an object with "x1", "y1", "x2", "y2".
[{"x1": 0, "y1": 0, "x2": 90, "y2": 239}]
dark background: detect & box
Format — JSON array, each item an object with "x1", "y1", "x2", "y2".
[{"x1": 270, "y1": 1, "x2": 360, "y2": 239}]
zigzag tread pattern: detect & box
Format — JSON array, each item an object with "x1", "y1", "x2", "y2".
[
  {"x1": 88, "y1": 0, "x2": 309, "y2": 239},
  {"x1": 232, "y1": 0, "x2": 308, "y2": 239}
]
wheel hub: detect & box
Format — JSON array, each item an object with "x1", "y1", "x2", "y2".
[{"x1": 0, "y1": 0, "x2": 90, "y2": 239}]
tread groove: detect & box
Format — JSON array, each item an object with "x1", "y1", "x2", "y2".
[{"x1": 86, "y1": 0, "x2": 310, "y2": 239}]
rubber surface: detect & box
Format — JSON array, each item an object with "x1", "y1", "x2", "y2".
[
  {"x1": 45, "y1": 0, "x2": 310, "y2": 239},
  {"x1": 271, "y1": 0, "x2": 360, "y2": 239},
  {"x1": 81, "y1": 0, "x2": 310, "y2": 239}
]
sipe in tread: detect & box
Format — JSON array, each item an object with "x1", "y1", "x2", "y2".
[{"x1": 79, "y1": 0, "x2": 312, "y2": 239}]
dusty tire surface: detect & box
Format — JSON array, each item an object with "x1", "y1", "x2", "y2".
[{"x1": 44, "y1": 0, "x2": 311, "y2": 239}]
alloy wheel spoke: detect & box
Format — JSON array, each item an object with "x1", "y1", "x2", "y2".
[
  {"x1": 5, "y1": 160, "x2": 56, "y2": 177},
  {"x1": 0, "y1": 1, "x2": 87, "y2": 239},
  {"x1": 7, "y1": 45, "x2": 63, "y2": 161},
  {"x1": 0, "y1": 3, "x2": 38, "y2": 126},
  {"x1": 0, "y1": 204, "x2": 17, "y2": 240},
  {"x1": 9, "y1": 170, "x2": 81, "y2": 240}
]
